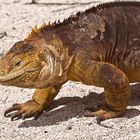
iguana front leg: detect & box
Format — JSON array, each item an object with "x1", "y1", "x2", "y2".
[
  {"x1": 84, "y1": 61, "x2": 131, "y2": 122},
  {"x1": 4, "y1": 84, "x2": 63, "y2": 121}
]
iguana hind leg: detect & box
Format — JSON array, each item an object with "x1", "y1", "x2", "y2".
[
  {"x1": 4, "y1": 84, "x2": 63, "y2": 121},
  {"x1": 84, "y1": 61, "x2": 131, "y2": 122}
]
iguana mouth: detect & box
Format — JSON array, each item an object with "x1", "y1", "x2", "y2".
[{"x1": 0, "y1": 68, "x2": 39, "y2": 82}]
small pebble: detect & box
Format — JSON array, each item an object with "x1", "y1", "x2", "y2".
[
  {"x1": 67, "y1": 125, "x2": 72, "y2": 130},
  {"x1": 44, "y1": 130, "x2": 48, "y2": 133},
  {"x1": 12, "y1": 27, "x2": 16, "y2": 30},
  {"x1": 88, "y1": 122, "x2": 92, "y2": 126}
]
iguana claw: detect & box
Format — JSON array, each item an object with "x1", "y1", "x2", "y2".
[{"x1": 4, "y1": 100, "x2": 43, "y2": 121}]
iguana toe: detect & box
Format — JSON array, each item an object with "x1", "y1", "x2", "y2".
[
  {"x1": 85, "y1": 106, "x2": 124, "y2": 123},
  {"x1": 4, "y1": 104, "x2": 21, "y2": 117},
  {"x1": 4, "y1": 100, "x2": 43, "y2": 121}
]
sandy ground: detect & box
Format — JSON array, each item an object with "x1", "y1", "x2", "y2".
[{"x1": 0, "y1": 0, "x2": 140, "y2": 139}]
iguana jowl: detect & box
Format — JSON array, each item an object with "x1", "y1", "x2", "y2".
[{"x1": 1, "y1": 1, "x2": 140, "y2": 122}]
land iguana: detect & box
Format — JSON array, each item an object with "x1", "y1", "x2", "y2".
[{"x1": 1, "y1": 1, "x2": 140, "y2": 122}]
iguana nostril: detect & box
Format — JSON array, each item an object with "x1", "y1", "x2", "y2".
[{"x1": 0, "y1": 70, "x2": 5, "y2": 75}]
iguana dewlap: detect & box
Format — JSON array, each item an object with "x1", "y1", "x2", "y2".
[{"x1": 1, "y1": 1, "x2": 140, "y2": 122}]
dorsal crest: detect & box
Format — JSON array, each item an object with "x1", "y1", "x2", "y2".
[
  {"x1": 26, "y1": 1, "x2": 140, "y2": 40},
  {"x1": 27, "y1": 22, "x2": 52, "y2": 39}
]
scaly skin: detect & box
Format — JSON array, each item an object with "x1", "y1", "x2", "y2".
[{"x1": 1, "y1": 1, "x2": 140, "y2": 122}]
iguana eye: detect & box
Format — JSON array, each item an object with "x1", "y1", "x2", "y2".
[{"x1": 15, "y1": 60, "x2": 22, "y2": 67}]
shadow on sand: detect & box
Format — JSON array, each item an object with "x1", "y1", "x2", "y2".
[{"x1": 19, "y1": 84, "x2": 140, "y2": 128}]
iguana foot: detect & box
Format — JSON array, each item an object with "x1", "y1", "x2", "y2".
[
  {"x1": 4, "y1": 100, "x2": 43, "y2": 121},
  {"x1": 85, "y1": 106, "x2": 124, "y2": 124}
]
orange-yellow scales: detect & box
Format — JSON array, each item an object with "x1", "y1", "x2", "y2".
[{"x1": 0, "y1": 1, "x2": 140, "y2": 123}]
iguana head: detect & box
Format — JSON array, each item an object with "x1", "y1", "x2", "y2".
[
  {"x1": 0, "y1": 41, "x2": 43, "y2": 88},
  {"x1": 0, "y1": 40, "x2": 63, "y2": 88}
]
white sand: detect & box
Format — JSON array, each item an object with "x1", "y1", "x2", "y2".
[{"x1": 0, "y1": 0, "x2": 140, "y2": 139}]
